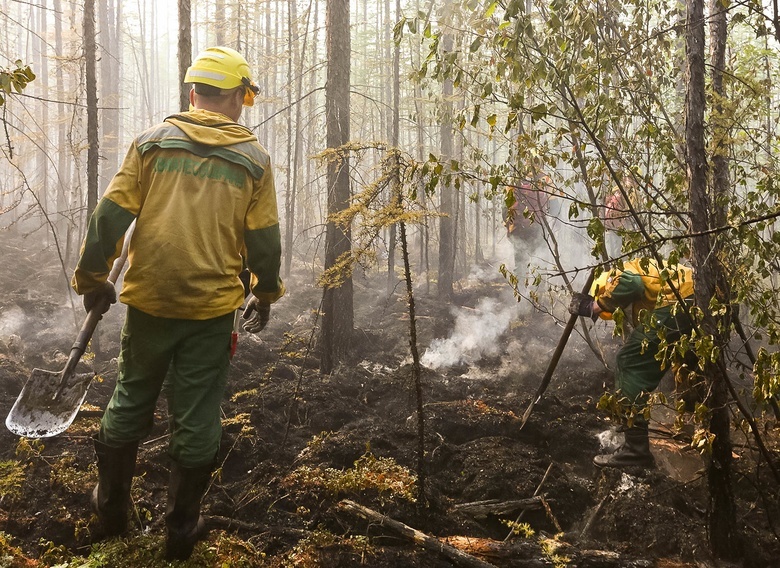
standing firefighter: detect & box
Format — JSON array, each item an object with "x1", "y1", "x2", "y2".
[
  {"x1": 504, "y1": 174, "x2": 551, "y2": 273},
  {"x1": 71, "y1": 46, "x2": 285, "y2": 560},
  {"x1": 568, "y1": 258, "x2": 694, "y2": 468},
  {"x1": 602, "y1": 176, "x2": 638, "y2": 259}
]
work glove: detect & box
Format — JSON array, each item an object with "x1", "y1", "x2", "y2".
[
  {"x1": 568, "y1": 292, "x2": 598, "y2": 321},
  {"x1": 243, "y1": 296, "x2": 271, "y2": 333},
  {"x1": 83, "y1": 281, "x2": 117, "y2": 315}
]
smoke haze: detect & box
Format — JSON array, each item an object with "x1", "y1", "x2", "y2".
[{"x1": 421, "y1": 296, "x2": 521, "y2": 369}]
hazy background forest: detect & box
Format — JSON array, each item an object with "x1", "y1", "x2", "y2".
[
  {"x1": 2, "y1": 0, "x2": 780, "y2": 564},
  {"x1": 0, "y1": 0, "x2": 643, "y2": 285},
  {"x1": 2, "y1": 0, "x2": 778, "y2": 296}
]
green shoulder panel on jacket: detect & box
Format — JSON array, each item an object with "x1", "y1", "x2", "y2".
[
  {"x1": 72, "y1": 198, "x2": 135, "y2": 293},
  {"x1": 594, "y1": 270, "x2": 645, "y2": 314},
  {"x1": 245, "y1": 224, "x2": 285, "y2": 303},
  {"x1": 593, "y1": 258, "x2": 695, "y2": 317}
]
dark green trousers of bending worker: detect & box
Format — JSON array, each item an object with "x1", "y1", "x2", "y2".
[
  {"x1": 615, "y1": 302, "x2": 694, "y2": 414},
  {"x1": 99, "y1": 307, "x2": 234, "y2": 467}
]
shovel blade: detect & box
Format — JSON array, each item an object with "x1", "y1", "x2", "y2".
[{"x1": 5, "y1": 368, "x2": 95, "y2": 438}]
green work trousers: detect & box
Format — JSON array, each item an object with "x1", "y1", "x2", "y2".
[
  {"x1": 615, "y1": 302, "x2": 693, "y2": 413},
  {"x1": 99, "y1": 307, "x2": 234, "y2": 467}
]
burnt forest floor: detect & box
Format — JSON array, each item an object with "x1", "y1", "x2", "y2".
[{"x1": 0, "y1": 234, "x2": 779, "y2": 567}]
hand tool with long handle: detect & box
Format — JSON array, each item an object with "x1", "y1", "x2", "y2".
[
  {"x1": 520, "y1": 269, "x2": 595, "y2": 429},
  {"x1": 5, "y1": 223, "x2": 134, "y2": 438}
]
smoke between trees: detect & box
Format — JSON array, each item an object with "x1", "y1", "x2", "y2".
[
  {"x1": 0, "y1": 305, "x2": 26, "y2": 337},
  {"x1": 421, "y1": 296, "x2": 523, "y2": 369},
  {"x1": 418, "y1": 229, "x2": 569, "y2": 371}
]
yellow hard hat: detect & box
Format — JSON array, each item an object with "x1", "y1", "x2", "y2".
[
  {"x1": 591, "y1": 271, "x2": 614, "y2": 320},
  {"x1": 184, "y1": 46, "x2": 260, "y2": 107},
  {"x1": 590, "y1": 271, "x2": 610, "y2": 297}
]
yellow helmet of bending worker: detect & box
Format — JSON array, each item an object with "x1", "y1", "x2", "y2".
[
  {"x1": 184, "y1": 46, "x2": 260, "y2": 107},
  {"x1": 590, "y1": 270, "x2": 614, "y2": 320}
]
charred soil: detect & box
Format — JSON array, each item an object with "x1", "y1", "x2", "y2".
[{"x1": 0, "y1": 236, "x2": 778, "y2": 567}]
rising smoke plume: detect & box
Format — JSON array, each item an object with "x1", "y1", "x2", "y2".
[{"x1": 421, "y1": 296, "x2": 522, "y2": 369}]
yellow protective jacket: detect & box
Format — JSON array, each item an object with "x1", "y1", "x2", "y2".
[
  {"x1": 590, "y1": 258, "x2": 694, "y2": 325},
  {"x1": 72, "y1": 109, "x2": 285, "y2": 320}
]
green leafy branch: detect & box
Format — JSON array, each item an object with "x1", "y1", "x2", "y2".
[
  {"x1": 0, "y1": 61, "x2": 35, "y2": 106},
  {"x1": 1, "y1": 60, "x2": 36, "y2": 159}
]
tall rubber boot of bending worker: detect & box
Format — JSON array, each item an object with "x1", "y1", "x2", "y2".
[
  {"x1": 165, "y1": 461, "x2": 213, "y2": 561},
  {"x1": 91, "y1": 437, "x2": 139, "y2": 537},
  {"x1": 593, "y1": 423, "x2": 655, "y2": 469}
]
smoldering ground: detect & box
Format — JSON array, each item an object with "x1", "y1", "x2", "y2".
[{"x1": 1, "y1": 233, "x2": 777, "y2": 567}]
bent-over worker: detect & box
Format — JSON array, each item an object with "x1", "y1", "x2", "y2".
[{"x1": 568, "y1": 258, "x2": 694, "y2": 469}]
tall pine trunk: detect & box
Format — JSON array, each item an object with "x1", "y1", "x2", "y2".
[
  {"x1": 178, "y1": 0, "x2": 191, "y2": 113},
  {"x1": 386, "y1": 0, "x2": 398, "y2": 292},
  {"x1": 320, "y1": 0, "x2": 354, "y2": 374},
  {"x1": 53, "y1": 0, "x2": 73, "y2": 260},
  {"x1": 34, "y1": 0, "x2": 49, "y2": 232},
  {"x1": 437, "y1": 32, "x2": 454, "y2": 299},
  {"x1": 98, "y1": 0, "x2": 119, "y2": 194},
  {"x1": 685, "y1": 0, "x2": 739, "y2": 556},
  {"x1": 284, "y1": 0, "x2": 304, "y2": 278},
  {"x1": 84, "y1": 0, "x2": 98, "y2": 219}
]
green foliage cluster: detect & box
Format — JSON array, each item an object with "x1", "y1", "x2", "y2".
[
  {"x1": 0, "y1": 460, "x2": 26, "y2": 504},
  {"x1": 392, "y1": 0, "x2": 780, "y2": 440},
  {"x1": 285, "y1": 450, "x2": 417, "y2": 503},
  {"x1": 220, "y1": 412, "x2": 255, "y2": 436},
  {"x1": 502, "y1": 519, "x2": 534, "y2": 538},
  {"x1": 754, "y1": 348, "x2": 780, "y2": 405},
  {"x1": 283, "y1": 527, "x2": 370, "y2": 568},
  {"x1": 539, "y1": 535, "x2": 572, "y2": 568},
  {"x1": 0, "y1": 531, "x2": 35, "y2": 567},
  {"x1": 49, "y1": 455, "x2": 95, "y2": 494},
  {"x1": 0, "y1": 61, "x2": 35, "y2": 106},
  {"x1": 9, "y1": 531, "x2": 266, "y2": 567}
]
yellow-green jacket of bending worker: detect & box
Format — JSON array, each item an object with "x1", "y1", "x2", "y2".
[
  {"x1": 572, "y1": 258, "x2": 695, "y2": 412},
  {"x1": 71, "y1": 46, "x2": 284, "y2": 559}
]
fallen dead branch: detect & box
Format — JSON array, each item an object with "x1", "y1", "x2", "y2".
[
  {"x1": 579, "y1": 493, "x2": 611, "y2": 540},
  {"x1": 446, "y1": 535, "x2": 648, "y2": 568},
  {"x1": 503, "y1": 462, "x2": 555, "y2": 541},
  {"x1": 207, "y1": 515, "x2": 267, "y2": 532},
  {"x1": 338, "y1": 502, "x2": 640, "y2": 568},
  {"x1": 454, "y1": 496, "x2": 546, "y2": 518},
  {"x1": 206, "y1": 515, "x2": 308, "y2": 539},
  {"x1": 338, "y1": 499, "x2": 499, "y2": 568},
  {"x1": 439, "y1": 536, "x2": 540, "y2": 561},
  {"x1": 540, "y1": 495, "x2": 562, "y2": 532}
]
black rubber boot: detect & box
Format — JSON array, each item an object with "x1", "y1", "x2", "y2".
[
  {"x1": 91, "y1": 437, "x2": 139, "y2": 537},
  {"x1": 593, "y1": 423, "x2": 655, "y2": 469},
  {"x1": 165, "y1": 461, "x2": 213, "y2": 561}
]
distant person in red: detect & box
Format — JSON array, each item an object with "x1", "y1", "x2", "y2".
[
  {"x1": 504, "y1": 173, "x2": 551, "y2": 273},
  {"x1": 603, "y1": 176, "x2": 637, "y2": 259}
]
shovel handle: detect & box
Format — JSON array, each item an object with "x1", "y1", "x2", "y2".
[
  {"x1": 520, "y1": 267, "x2": 596, "y2": 429},
  {"x1": 58, "y1": 223, "x2": 135, "y2": 390}
]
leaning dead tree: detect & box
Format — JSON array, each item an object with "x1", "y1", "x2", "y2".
[{"x1": 339, "y1": 499, "x2": 498, "y2": 568}]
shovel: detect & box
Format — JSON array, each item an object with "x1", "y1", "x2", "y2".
[
  {"x1": 5, "y1": 227, "x2": 133, "y2": 438},
  {"x1": 519, "y1": 268, "x2": 596, "y2": 429}
]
